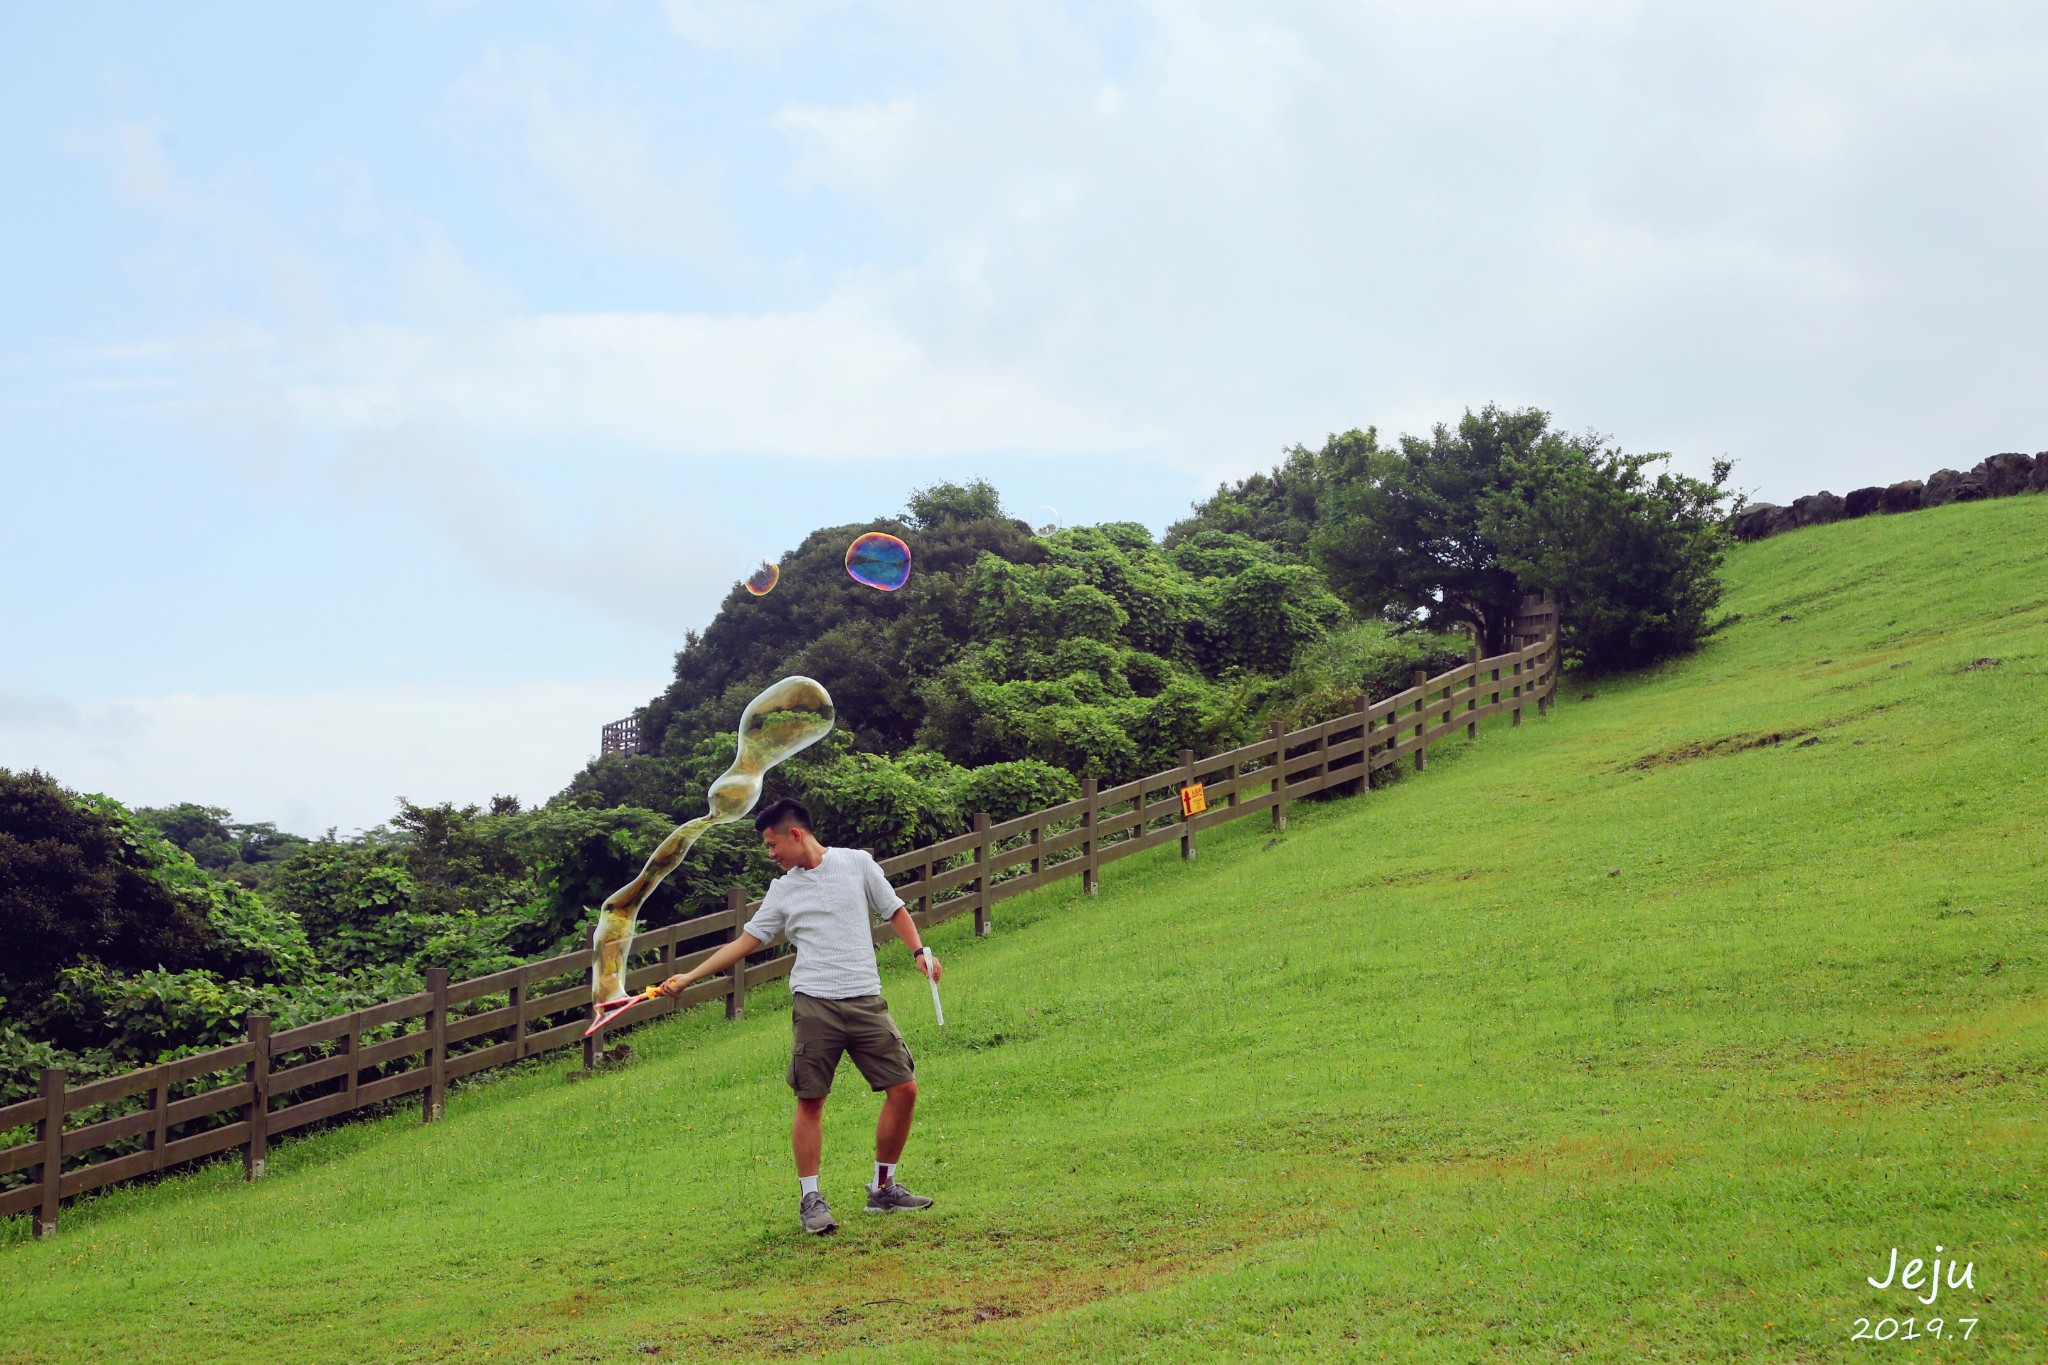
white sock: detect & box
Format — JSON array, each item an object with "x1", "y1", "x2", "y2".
[
  {"x1": 872, "y1": 1161, "x2": 896, "y2": 1190},
  {"x1": 799, "y1": 1175, "x2": 820, "y2": 1197}
]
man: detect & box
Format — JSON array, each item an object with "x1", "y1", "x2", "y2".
[{"x1": 657, "y1": 797, "x2": 941, "y2": 1235}]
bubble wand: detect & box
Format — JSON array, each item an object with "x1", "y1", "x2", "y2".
[
  {"x1": 583, "y1": 985, "x2": 661, "y2": 1038},
  {"x1": 585, "y1": 677, "x2": 835, "y2": 1035}
]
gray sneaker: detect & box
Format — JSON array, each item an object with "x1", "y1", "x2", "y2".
[
  {"x1": 799, "y1": 1191, "x2": 838, "y2": 1235},
  {"x1": 865, "y1": 1180, "x2": 934, "y2": 1213}
]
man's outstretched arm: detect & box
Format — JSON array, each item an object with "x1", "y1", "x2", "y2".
[
  {"x1": 658, "y1": 931, "x2": 764, "y2": 997},
  {"x1": 887, "y1": 907, "x2": 941, "y2": 981}
]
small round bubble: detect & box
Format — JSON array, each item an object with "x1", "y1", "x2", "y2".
[
  {"x1": 845, "y1": 532, "x2": 912, "y2": 591},
  {"x1": 1031, "y1": 505, "x2": 1062, "y2": 536},
  {"x1": 744, "y1": 560, "x2": 780, "y2": 596}
]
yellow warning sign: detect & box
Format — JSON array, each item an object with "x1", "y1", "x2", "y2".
[{"x1": 1180, "y1": 783, "x2": 1208, "y2": 818}]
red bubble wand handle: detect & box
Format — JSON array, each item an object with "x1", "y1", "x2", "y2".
[{"x1": 584, "y1": 985, "x2": 660, "y2": 1038}]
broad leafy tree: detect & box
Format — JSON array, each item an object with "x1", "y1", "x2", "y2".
[
  {"x1": 1484, "y1": 448, "x2": 1732, "y2": 671},
  {"x1": 1306, "y1": 410, "x2": 1548, "y2": 654},
  {"x1": 2, "y1": 770, "x2": 213, "y2": 1002},
  {"x1": 1193, "y1": 407, "x2": 1734, "y2": 667}
]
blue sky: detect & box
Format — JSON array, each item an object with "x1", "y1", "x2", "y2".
[{"x1": 4, "y1": 1, "x2": 2045, "y2": 832}]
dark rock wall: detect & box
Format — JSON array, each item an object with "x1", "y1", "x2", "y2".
[{"x1": 1730, "y1": 452, "x2": 2042, "y2": 542}]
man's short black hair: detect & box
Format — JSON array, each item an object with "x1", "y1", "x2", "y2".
[{"x1": 753, "y1": 797, "x2": 814, "y2": 835}]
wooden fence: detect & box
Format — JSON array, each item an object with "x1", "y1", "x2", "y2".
[{"x1": 2, "y1": 596, "x2": 1557, "y2": 1238}]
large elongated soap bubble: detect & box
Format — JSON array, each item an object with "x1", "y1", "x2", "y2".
[{"x1": 589, "y1": 676, "x2": 835, "y2": 1007}]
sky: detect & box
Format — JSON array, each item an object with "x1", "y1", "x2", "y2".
[{"x1": 3, "y1": 1, "x2": 2045, "y2": 835}]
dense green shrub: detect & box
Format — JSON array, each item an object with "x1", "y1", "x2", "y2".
[
  {"x1": 134, "y1": 802, "x2": 309, "y2": 891},
  {"x1": 949, "y1": 758, "x2": 1080, "y2": 823},
  {"x1": 1259, "y1": 622, "x2": 1471, "y2": 732}
]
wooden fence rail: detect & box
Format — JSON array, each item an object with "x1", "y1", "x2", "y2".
[{"x1": 2, "y1": 596, "x2": 1557, "y2": 1237}]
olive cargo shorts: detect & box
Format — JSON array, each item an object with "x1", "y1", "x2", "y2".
[{"x1": 788, "y1": 993, "x2": 916, "y2": 1099}]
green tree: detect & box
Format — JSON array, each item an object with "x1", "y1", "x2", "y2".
[
  {"x1": 1484, "y1": 449, "x2": 1732, "y2": 671},
  {"x1": 0, "y1": 770, "x2": 306, "y2": 1004},
  {"x1": 137, "y1": 802, "x2": 311, "y2": 890},
  {"x1": 905, "y1": 478, "x2": 1006, "y2": 529},
  {"x1": 1307, "y1": 413, "x2": 1540, "y2": 654},
  {"x1": 634, "y1": 507, "x2": 1046, "y2": 767},
  {"x1": 1166, "y1": 443, "x2": 1327, "y2": 558}
]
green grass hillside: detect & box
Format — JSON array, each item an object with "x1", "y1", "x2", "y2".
[{"x1": 4, "y1": 496, "x2": 2045, "y2": 1363}]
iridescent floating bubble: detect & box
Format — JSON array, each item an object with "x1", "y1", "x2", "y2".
[
  {"x1": 845, "y1": 531, "x2": 912, "y2": 591},
  {"x1": 589, "y1": 676, "x2": 835, "y2": 1010},
  {"x1": 1031, "y1": 505, "x2": 1062, "y2": 536},
  {"x1": 744, "y1": 560, "x2": 779, "y2": 596}
]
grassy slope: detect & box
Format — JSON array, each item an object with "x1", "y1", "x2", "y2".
[{"x1": 3, "y1": 497, "x2": 2045, "y2": 1364}]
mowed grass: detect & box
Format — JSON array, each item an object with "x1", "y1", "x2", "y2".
[{"x1": 4, "y1": 497, "x2": 2047, "y2": 1363}]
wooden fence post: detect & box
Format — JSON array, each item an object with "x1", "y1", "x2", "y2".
[
  {"x1": 244, "y1": 1014, "x2": 270, "y2": 1180},
  {"x1": 1179, "y1": 747, "x2": 1197, "y2": 861},
  {"x1": 1467, "y1": 646, "x2": 1481, "y2": 739},
  {"x1": 504, "y1": 974, "x2": 526, "y2": 1064},
  {"x1": 423, "y1": 968, "x2": 448, "y2": 1121},
  {"x1": 1029, "y1": 822, "x2": 1042, "y2": 877},
  {"x1": 146, "y1": 1063, "x2": 167, "y2": 1170},
  {"x1": 35, "y1": 1066, "x2": 63, "y2": 1239},
  {"x1": 1266, "y1": 722, "x2": 1287, "y2": 830},
  {"x1": 973, "y1": 812, "x2": 992, "y2": 937},
  {"x1": 1512, "y1": 660, "x2": 1524, "y2": 727},
  {"x1": 582, "y1": 925, "x2": 601, "y2": 1070},
  {"x1": 1082, "y1": 777, "x2": 1099, "y2": 894},
  {"x1": 343, "y1": 1013, "x2": 361, "y2": 1103},
  {"x1": 1351, "y1": 693, "x2": 1371, "y2": 794},
  {"x1": 727, "y1": 886, "x2": 747, "y2": 1020},
  {"x1": 1413, "y1": 668, "x2": 1429, "y2": 771},
  {"x1": 1261, "y1": 724, "x2": 1277, "y2": 834}
]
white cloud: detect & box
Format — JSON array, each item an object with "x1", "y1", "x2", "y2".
[
  {"x1": 327, "y1": 424, "x2": 746, "y2": 633},
  {"x1": 745, "y1": 0, "x2": 2048, "y2": 491},
  {"x1": 660, "y1": 0, "x2": 856, "y2": 51},
  {"x1": 775, "y1": 96, "x2": 928, "y2": 194},
  {"x1": 86, "y1": 288, "x2": 1158, "y2": 460},
  {"x1": 58, "y1": 115, "x2": 338, "y2": 333},
  {"x1": 55, "y1": 0, "x2": 2048, "y2": 511},
  {"x1": 0, "y1": 679, "x2": 662, "y2": 836},
  {"x1": 443, "y1": 45, "x2": 729, "y2": 263}
]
